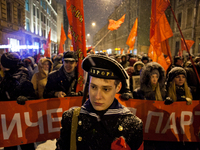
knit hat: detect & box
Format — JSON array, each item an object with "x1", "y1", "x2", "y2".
[
  {"x1": 1, "y1": 52, "x2": 20, "y2": 69},
  {"x1": 167, "y1": 67, "x2": 186, "y2": 83},
  {"x1": 150, "y1": 69, "x2": 160, "y2": 79}
]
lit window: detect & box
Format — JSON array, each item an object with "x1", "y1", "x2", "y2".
[
  {"x1": 26, "y1": 18, "x2": 30, "y2": 31},
  {"x1": 25, "y1": 0, "x2": 29, "y2": 11}
]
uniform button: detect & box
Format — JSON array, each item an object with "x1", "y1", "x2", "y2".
[
  {"x1": 78, "y1": 136, "x2": 82, "y2": 141},
  {"x1": 118, "y1": 125, "x2": 123, "y2": 131},
  {"x1": 78, "y1": 121, "x2": 82, "y2": 126}
]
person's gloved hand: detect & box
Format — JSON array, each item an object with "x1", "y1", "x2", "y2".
[
  {"x1": 68, "y1": 91, "x2": 83, "y2": 96},
  {"x1": 17, "y1": 96, "x2": 28, "y2": 105},
  {"x1": 186, "y1": 97, "x2": 192, "y2": 105},
  {"x1": 55, "y1": 91, "x2": 66, "y2": 98},
  {"x1": 164, "y1": 97, "x2": 174, "y2": 105},
  {"x1": 121, "y1": 92, "x2": 133, "y2": 100}
]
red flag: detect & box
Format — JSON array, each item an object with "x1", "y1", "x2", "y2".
[
  {"x1": 66, "y1": 0, "x2": 87, "y2": 92},
  {"x1": 120, "y1": 48, "x2": 124, "y2": 54},
  {"x1": 36, "y1": 49, "x2": 41, "y2": 63},
  {"x1": 58, "y1": 24, "x2": 67, "y2": 54},
  {"x1": 44, "y1": 29, "x2": 51, "y2": 58},
  {"x1": 181, "y1": 38, "x2": 194, "y2": 51},
  {"x1": 108, "y1": 14, "x2": 125, "y2": 31},
  {"x1": 126, "y1": 18, "x2": 138, "y2": 50},
  {"x1": 68, "y1": 26, "x2": 72, "y2": 40},
  {"x1": 148, "y1": 0, "x2": 173, "y2": 71}
]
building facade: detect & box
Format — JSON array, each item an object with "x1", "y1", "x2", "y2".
[
  {"x1": 0, "y1": 0, "x2": 25, "y2": 55},
  {"x1": 93, "y1": 0, "x2": 151, "y2": 54},
  {"x1": 167, "y1": 0, "x2": 200, "y2": 56},
  {"x1": 25, "y1": 0, "x2": 58, "y2": 54},
  {"x1": 0, "y1": 0, "x2": 59, "y2": 56}
]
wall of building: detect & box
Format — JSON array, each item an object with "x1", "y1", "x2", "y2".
[
  {"x1": 93, "y1": 0, "x2": 151, "y2": 55},
  {"x1": 0, "y1": 0, "x2": 25, "y2": 54},
  {"x1": 167, "y1": 0, "x2": 200, "y2": 56}
]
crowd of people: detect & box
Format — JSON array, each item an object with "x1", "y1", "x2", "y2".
[{"x1": 0, "y1": 50, "x2": 200, "y2": 149}]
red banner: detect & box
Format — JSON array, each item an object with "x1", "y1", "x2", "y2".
[
  {"x1": 66, "y1": 0, "x2": 87, "y2": 92},
  {"x1": 1, "y1": 95, "x2": 200, "y2": 147}
]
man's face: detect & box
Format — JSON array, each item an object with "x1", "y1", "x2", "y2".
[
  {"x1": 89, "y1": 76, "x2": 121, "y2": 111},
  {"x1": 176, "y1": 59, "x2": 183, "y2": 66},
  {"x1": 63, "y1": 60, "x2": 77, "y2": 73}
]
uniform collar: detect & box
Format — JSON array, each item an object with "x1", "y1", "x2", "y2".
[{"x1": 80, "y1": 98, "x2": 132, "y2": 117}]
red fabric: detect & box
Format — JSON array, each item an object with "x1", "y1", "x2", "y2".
[
  {"x1": 148, "y1": 0, "x2": 173, "y2": 71},
  {"x1": 121, "y1": 49, "x2": 124, "y2": 54},
  {"x1": 181, "y1": 38, "x2": 195, "y2": 51},
  {"x1": 111, "y1": 136, "x2": 131, "y2": 150},
  {"x1": 58, "y1": 24, "x2": 67, "y2": 54},
  {"x1": 44, "y1": 29, "x2": 51, "y2": 58},
  {"x1": 126, "y1": 18, "x2": 138, "y2": 50},
  {"x1": 66, "y1": 0, "x2": 87, "y2": 92},
  {"x1": 108, "y1": 14, "x2": 126, "y2": 31}
]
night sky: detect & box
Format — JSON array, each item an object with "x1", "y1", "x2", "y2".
[{"x1": 56, "y1": 0, "x2": 123, "y2": 46}]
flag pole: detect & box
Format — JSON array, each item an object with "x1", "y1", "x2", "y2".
[
  {"x1": 168, "y1": 2, "x2": 200, "y2": 84},
  {"x1": 93, "y1": 30, "x2": 111, "y2": 48}
]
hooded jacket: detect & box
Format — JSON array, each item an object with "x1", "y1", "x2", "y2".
[
  {"x1": 133, "y1": 62, "x2": 166, "y2": 100},
  {"x1": 133, "y1": 61, "x2": 144, "y2": 76},
  {"x1": 121, "y1": 54, "x2": 130, "y2": 68},
  {"x1": 31, "y1": 58, "x2": 53, "y2": 99},
  {"x1": 24, "y1": 56, "x2": 38, "y2": 80},
  {"x1": 0, "y1": 65, "x2": 36, "y2": 101}
]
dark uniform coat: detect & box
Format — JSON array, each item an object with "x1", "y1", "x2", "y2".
[
  {"x1": 56, "y1": 99, "x2": 143, "y2": 150},
  {"x1": 43, "y1": 65, "x2": 78, "y2": 98}
]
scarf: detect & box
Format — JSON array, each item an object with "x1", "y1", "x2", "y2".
[
  {"x1": 63, "y1": 67, "x2": 75, "y2": 82},
  {"x1": 151, "y1": 82, "x2": 163, "y2": 101}
]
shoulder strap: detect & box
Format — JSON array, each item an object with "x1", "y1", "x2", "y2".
[{"x1": 70, "y1": 107, "x2": 81, "y2": 150}]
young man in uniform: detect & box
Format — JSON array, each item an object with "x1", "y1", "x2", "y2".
[{"x1": 56, "y1": 54, "x2": 143, "y2": 150}]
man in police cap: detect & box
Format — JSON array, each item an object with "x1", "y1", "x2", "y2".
[
  {"x1": 56, "y1": 54, "x2": 143, "y2": 150},
  {"x1": 43, "y1": 51, "x2": 82, "y2": 98}
]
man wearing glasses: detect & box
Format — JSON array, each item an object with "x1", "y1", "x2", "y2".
[{"x1": 43, "y1": 51, "x2": 82, "y2": 98}]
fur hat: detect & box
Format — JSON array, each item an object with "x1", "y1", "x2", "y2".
[
  {"x1": 140, "y1": 62, "x2": 166, "y2": 87},
  {"x1": 1, "y1": 52, "x2": 20, "y2": 69},
  {"x1": 150, "y1": 69, "x2": 160, "y2": 79},
  {"x1": 167, "y1": 67, "x2": 186, "y2": 83}
]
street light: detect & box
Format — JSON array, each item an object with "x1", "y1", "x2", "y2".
[
  {"x1": 87, "y1": 34, "x2": 90, "y2": 37},
  {"x1": 92, "y1": 22, "x2": 96, "y2": 27}
]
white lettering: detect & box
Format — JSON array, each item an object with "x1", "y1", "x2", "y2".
[
  {"x1": 161, "y1": 112, "x2": 178, "y2": 134},
  {"x1": 46, "y1": 108, "x2": 62, "y2": 133},
  {"x1": 180, "y1": 111, "x2": 193, "y2": 134},
  {"x1": 1, "y1": 113, "x2": 22, "y2": 140},
  {"x1": 145, "y1": 111, "x2": 164, "y2": 133},
  {"x1": 24, "y1": 111, "x2": 44, "y2": 134}
]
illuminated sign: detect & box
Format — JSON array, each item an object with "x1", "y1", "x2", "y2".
[{"x1": 0, "y1": 45, "x2": 39, "y2": 49}]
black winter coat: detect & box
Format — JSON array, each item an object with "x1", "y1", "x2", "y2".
[
  {"x1": 56, "y1": 99, "x2": 143, "y2": 150},
  {"x1": 0, "y1": 65, "x2": 36, "y2": 101},
  {"x1": 43, "y1": 65, "x2": 78, "y2": 98}
]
